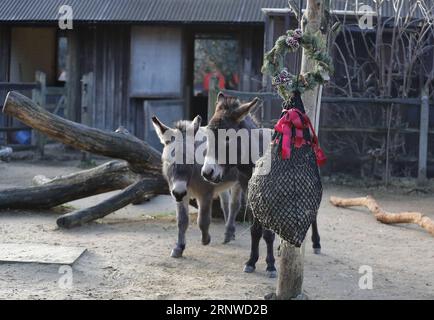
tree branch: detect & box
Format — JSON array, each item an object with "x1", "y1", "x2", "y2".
[
  {"x1": 330, "y1": 195, "x2": 434, "y2": 237},
  {"x1": 56, "y1": 176, "x2": 168, "y2": 228}
]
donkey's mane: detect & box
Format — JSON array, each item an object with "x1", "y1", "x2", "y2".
[
  {"x1": 220, "y1": 96, "x2": 260, "y2": 127},
  {"x1": 174, "y1": 120, "x2": 193, "y2": 132}
]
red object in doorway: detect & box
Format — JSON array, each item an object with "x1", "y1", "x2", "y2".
[{"x1": 203, "y1": 71, "x2": 226, "y2": 91}]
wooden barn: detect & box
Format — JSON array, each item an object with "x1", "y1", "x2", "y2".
[
  {"x1": 1, "y1": 0, "x2": 433, "y2": 180},
  {"x1": 0, "y1": 0, "x2": 287, "y2": 150}
]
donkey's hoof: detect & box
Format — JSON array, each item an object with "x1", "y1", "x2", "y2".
[
  {"x1": 266, "y1": 270, "x2": 278, "y2": 278},
  {"x1": 243, "y1": 265, "x2": 256, "y2": 273},
  {"x1": 313, "y1": 247, "x2": 321, "y2": 254},
  {"x1": 222, "y1": 233, "x2": 235, "y2": 244},
  {"x1": 170, "y1": 247, "x2": 184, "y2": 258},
  {"x1": 264, "y1": 293, "x2": 277, "y2": 300},
  {"x1": 202, "y1": 235, "x2": 211, "y2": 245},
  {"x1": 266, "y1": 266, "x2": 277, "y2": 278}
]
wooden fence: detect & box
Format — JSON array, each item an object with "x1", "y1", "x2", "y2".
[
  {"x1": 208, "y1": 83, "x2": 432, "y2": 183},
  {"x1": 0, "y1": 71, "x2": 66, "y2": 154}
]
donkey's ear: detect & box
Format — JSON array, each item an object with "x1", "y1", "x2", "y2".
[
  {"x1": 151, "y1": 116, "x2": 173, "y2": 145},
  {"x1": 217, "y1": 92, "x2": 225, "y2": 103},
  {"x1": 192, "y1": 115, "x2": 202, "y2": 134},
  {"x1": 232, "y1": 97, "x2": 259, "y2": 122}
]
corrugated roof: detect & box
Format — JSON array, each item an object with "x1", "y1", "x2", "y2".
[
  {"x1": 0, "y1": 0, "x2": 289, "y2": 24},
  {"x1": 328, "y1": 0, "x2": 433, "y2": 19},
  {"x1": 1, "y1": 0, "x2": 431, "y2": 24}
]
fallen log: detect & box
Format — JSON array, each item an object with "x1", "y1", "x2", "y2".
[
  {"x1": 0, "y1": 161, "x2": 140, "y2": 210},
  {"x1": 57, "y1": 176, "x2": 168, "y2": 228},
  {"x1": 330, "y1": 195, "x2": 434, "y2": 237},
  {"x1": 1, "y1": 91, "x2": 168, "y2": 227}
]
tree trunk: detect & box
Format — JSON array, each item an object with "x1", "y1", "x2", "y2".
[
  {"x1": 276, "y1": 242, "x2": 305, "y2": 299},
  {"x1": 277, "y1": 0, "x2": 330, "y2": 300},
  {"x1": 301, "y1": 0, "x2": 330, "y2": 123},
  {"x1": 1, "y1": 91, "x2": 169, "y2": 227},
  {"x1": 0, "y1": 161, "x2": 140, "y2": 210}
]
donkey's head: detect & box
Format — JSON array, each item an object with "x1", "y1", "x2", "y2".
[
  {"x1": 201, "y1": 92, "x2": 259, "y2": 183},
  {"x1": 152, "y1": 115, "x2": 202, "y2": 202}
]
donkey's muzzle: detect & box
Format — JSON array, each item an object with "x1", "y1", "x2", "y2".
[
  {"x1": 201, "y1": 168, "x2": 214, "y2": 181},
  {"x1": 172, "y1": 190, "x2": 187, "y2": 202}
]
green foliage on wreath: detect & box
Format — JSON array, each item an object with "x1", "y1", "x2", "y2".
[{"x1": 262, "y1": 29, "x2": 333, "y2": 100}]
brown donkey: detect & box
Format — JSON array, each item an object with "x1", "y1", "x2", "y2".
[{"x1": 201, "y1": 93, "x2": 322, "y2": 275}]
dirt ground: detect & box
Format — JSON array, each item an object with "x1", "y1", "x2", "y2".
[{"x1": 0, "y1": 159, "x2": 433, "y2": 300}]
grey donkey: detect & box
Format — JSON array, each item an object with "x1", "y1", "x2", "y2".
[{"x1": 152, "y1": 115, "x2": 242, "y2": 258}]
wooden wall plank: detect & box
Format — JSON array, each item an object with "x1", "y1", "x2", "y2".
[
  {"x1": 66, "y1": 30, "x2": 81, "y2": 122},
  {"x1": 130, "y1": 26, "x2": 183, "y2": 97},
  {"x1": 0, "y1": 25, "x2": 10, "y2": 82}
]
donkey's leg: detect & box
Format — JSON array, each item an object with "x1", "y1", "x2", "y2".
[
  {"x1": 311, "y1": 218, "x2": 321, "y2": 254},
  {"x1": 263, "y1": 229, "x2": 277, "y2": 278},
  {"x1": 244, "y1": 218, "x2": 262, "y2": 273},
  {"x1": 197, "y1": 197, "x2": 212, "y2": 245},
  {"x1": 223, "y1": 184, "x2": 242, "y2": 244},
  {"x1": 171, "y1": 198, "x2": 189, "y2": 258},
  {"x1": 219, "y1": 191, "x2": 230, "y2": 222}
]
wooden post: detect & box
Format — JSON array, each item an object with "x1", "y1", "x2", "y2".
[
  {"x1": 80, "y1": 72, "x2": 95, "y2": 162},
  {"x1": 276, "y1": 0, "x2": 331, "y2": 300},
  {"x1": 66, "y1": 31, "x2": 81, "y2": 122},
  {"x1": 301, "y1": 0, "x2": 331, "y2": 122},
  {"x1": 207, "y1": 76, "x2": 219, "y2": 122},
  {"x1": 0, "y1": 26, "x2": 10, "y2": 82},
  {"x1": 81, "y1": 72, "x2": 94, "y2": 127},
  {"x1": 276, "y1": 241, "x2": 305, "y2": 299},
  {"x1": 32, "y1": 71, "x2": 46, "y2": 156},
  {"x1": 418, "y1": 90, "x2": 429, "y2": 185},
  {"x1": 0, "y1": 26, "x2": 10, "y2": 145},
  {"x1": 240, "y1": 31, "x2": 253, "y2": 93},
  {"x1": 262, "y1": 12, "x2": 275, "y2": 124}
]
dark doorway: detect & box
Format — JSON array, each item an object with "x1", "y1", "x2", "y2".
[{"x1": 191, "y1": 33, "x2": 241, "y2": 123}]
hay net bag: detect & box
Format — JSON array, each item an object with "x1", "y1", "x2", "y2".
[{"x1": 248, "y1": 91, "x2": 325, "y2": 247}]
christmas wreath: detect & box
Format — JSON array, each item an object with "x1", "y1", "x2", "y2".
[{"x1": 261, "y1": 29, "x2": 333, "y2": 100}]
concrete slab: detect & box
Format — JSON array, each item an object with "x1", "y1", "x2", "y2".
[{"x1": 0, "y1": 243, "x2": 86, "y2": 265}]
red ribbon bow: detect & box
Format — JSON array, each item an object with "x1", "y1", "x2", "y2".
[{"x1": 274, "y1": 108, "x2": 327, "y2": 167}]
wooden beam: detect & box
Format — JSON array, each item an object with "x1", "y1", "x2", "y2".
[
  {"x1": 418, "y1": 92, "x2": 429, "y2": 185},
  {"x1": 66, "y1": 31, "x2": 81, "y2": 122},
  {"x1": 320, "y1": 126, "x2": 434, "y2": 134},
  {"x1": 241, "y1": 31, "x2": 253, "y2": 92},
  {"x1": 32, "y1": 71, "x2": 47, "y2": 155},
  {"x1": 0, "y1": 83, "x2": 39, "y2": 90},
  {"x1": 262, "y1": 13, "x2": 275, "y2": 123},
  {"x1": 0, "y1": 126, "x2": 30, "y2": 132},
  {"x1": 207, "y1": 76, "x2": 219, "y2": 122},
  {"x1": 220, "y1": 91, "x2": 425, "y2": 106},
  {"x1": 322, "y1": 96, "x2": 421, "y2": 105}
]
